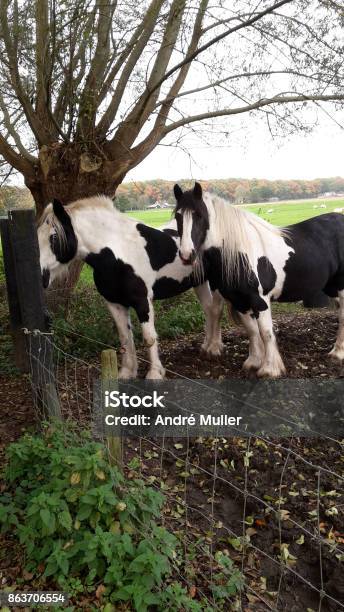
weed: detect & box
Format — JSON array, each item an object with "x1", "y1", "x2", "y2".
[{"x1": 0, "y1": 422, "x2": 244, "y2": 610}]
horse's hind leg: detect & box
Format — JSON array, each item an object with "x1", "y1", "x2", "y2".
[
  {"x1": 106, "y1": 303, "x2": 138, "y2": 379},
  {"x1": 238, "y1": 311, "x2": 265, "y2": 372},
  {"x1": 256, "y1": 305, "x2": 286, "y2": 378},
  {"x1": 140, "y1": 299, "x2": 165, "y2": 380},
  {"x1": 329, "y1": 289, "x2": 344, "y2": 361}
]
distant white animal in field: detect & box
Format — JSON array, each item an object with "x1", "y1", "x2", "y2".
[
  {"x1": 267, "y1": 208, "x2": 274, "y2": 213},
  {"x1": 334, "y1": 207, "x2": 344, "y2": 213},
  {"x1": 319, "y1": 204, "x2": 327, "y2": 209}
]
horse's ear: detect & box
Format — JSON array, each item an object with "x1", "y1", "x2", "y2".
[
  {"x1": 193, "y1": 182, "x2": 202, "y2": 199},
  {"x1": 53, "y1": 198, "x2": 70, "y2": 225},
  {"x1": 174, "y1": 184, "x2": 183, "y2": 201}
]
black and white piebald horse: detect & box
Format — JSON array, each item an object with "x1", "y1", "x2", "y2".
[
  {"x1": 37, "y1": 196, "x2": 224, "y2": 379},
  {"x1": 174, "y1": 182, "x2": 344, "y2": 378}
]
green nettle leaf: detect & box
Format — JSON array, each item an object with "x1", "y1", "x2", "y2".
[
  {"x1": 58, "y1": 510, "x2": 72, "y2": 532},
  {"x1": 77, "y1": 504, "x2": 93, "y2": 521},
  {"x1": 40, "y1": 508, "x2": 51, "y2": 528},
  {"x1": 44, "y1": 558, "x2": 58, "y2": 578},
  {"x1": 57, "y1": 554, "x2": 69, "y2": 576}
]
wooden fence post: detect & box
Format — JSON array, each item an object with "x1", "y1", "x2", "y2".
[
  {"x1": 7, "y1": 209, "x2": 61, "y2": 419},
  {"x1": 0, "y1": 216, "x2": 28, "y2": 371},
  {"x1": 101, "y1": 349, "x2": 122, "y2": 469}
]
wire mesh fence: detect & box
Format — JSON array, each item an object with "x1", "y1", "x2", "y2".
[{"x1": 23, "y1": 326, "x2": 344, "y2": 612}]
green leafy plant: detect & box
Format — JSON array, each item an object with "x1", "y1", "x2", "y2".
[{"x1": 0, "y1": 423, "x2": 243, "y2": 610}]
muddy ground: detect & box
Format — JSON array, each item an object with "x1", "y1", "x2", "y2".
[{"x1": 1, "y1": 310, "x2": 343, "y2": 611}]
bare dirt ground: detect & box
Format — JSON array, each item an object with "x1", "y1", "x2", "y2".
[
  {"x1": 153, "y1": 310, "x2": 344, "y2": 381},
  {"x1": 1, "y1": 310, "x2": 343, "y2": 611}
]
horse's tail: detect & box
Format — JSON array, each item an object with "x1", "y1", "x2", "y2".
[{"x1": 227, "y1": 302, "x2": 241, "y2": 326}]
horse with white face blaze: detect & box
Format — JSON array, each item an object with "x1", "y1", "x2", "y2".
[
  {"x1": 37, "y1": 196, "x2": 224, "y2": 380},
  {"x1": 174, "y1": 182, "x2": 344, "y2": 378}
]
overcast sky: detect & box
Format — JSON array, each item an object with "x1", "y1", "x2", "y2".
[{"x1": 126, "y1": 115, "x2": 344, "y2": 183}]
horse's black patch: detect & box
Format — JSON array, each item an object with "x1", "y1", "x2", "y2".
[
  {"x1": 163, "y1": 228, "x2": 179, "y2": 237},
  {"x1": 279, "y1": 213, "x2": 344, "y2": 302},
  {"x1": 85, "y1": 247, "x2": 150, "y2": 323},
  {"x1": 257, "y1": 256, "x2": 277, "y2": 295},
  {"x1": 203, "y1": 247, "x2": 268, "y2": 317},
  {"x1": 50, "y1": 199, "x2": 78, "y2": 263},
  {"x1": 137, "y1": 223, "x2": 178, "y2": 270},
  {"x1": 153, "y1": 275, "x2": 194, "y2": 300},
  {"x1": 303, "y1": 292, "x2": 330, "y2": 308}
]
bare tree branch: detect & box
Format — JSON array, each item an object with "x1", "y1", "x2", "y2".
[
  {"x1": 0, "y1": 0, "x2": 53, "y2": 144},
  {"x1": 0, "y1": 93, "x2": 38, "y2": 163},
  {"x1": 96, "y1": 0, "x2": 166, "y2": 138},
  {"x1": 163, "y1": 93, "x2": 344, "y2": 134},
  {"x1": 132, "y1": 0, "x2": 295, "y2": 120},
  {"x1": 0, "y1": 131, "x2": 35, "y2": 177},
  {"x1": 76, "y1": 0, "x2": 116, "y2": 139}
]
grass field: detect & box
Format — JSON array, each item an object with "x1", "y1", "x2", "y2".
[{"x1": 127, "y1": 197, "x2": 344, "y2": 228}]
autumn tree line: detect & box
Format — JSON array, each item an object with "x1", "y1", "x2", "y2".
[
  {"x1": 115, "y1": 177, "x2": 344, "y2": 210},
  {"x1": 1, "y1": 177, "x2": 344, "y2": 214}
]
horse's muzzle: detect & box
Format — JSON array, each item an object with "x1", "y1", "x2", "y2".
[
  {"x1": 42, "y1": 268, "x2": 50, "y2": 289},
  {"x1": 179, "y1": 249, "x2": 196, "y2": 266}
]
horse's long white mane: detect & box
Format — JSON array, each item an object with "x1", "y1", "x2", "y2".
[
  {"x1": 38, "y1": 195, "x2": 125, "y2": 245},
  {"x1": 203, "y1": 192, "x2": 287, "y2": 280}
]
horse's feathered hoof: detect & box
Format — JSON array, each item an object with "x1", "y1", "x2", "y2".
[
  {"x1": 242, "y1": 357, "x2": 262, "y2": 371},
  {"x1": 256, "y1": 363, "x2": 286, "y2": 378},
  {"x1": 328, "y1": 346, "x2": 344, "y2": 361},
  {"x1": 146, "y1": 367, "x2": 165, "y2": 380},
  {"x1": 119, "y1": 367, "x2": 138, "y2": 380},
  {"x1": 201, "y1": 341, "x2": 224, "y2": 358}
]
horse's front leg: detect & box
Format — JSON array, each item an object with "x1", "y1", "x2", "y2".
[
  {"x1": 138, "y1": 298, "x2": 165, "y2": 380},
  {"x1": 237, "y1": 310, "x2": 265, "y2": 372},
  {"x1": 194, "y1": 284, "x2": 224, "y2": 356},
  {"x1": 256, "y1": 303, "x2": 286, "y2": 378},
  {"x1": 106, "y1": 303, "x2": 138, "y2": 379}
]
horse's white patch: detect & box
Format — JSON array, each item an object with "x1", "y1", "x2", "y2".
[{"x1": 179, "y1": 210, "x2": 194, "y2": 262}]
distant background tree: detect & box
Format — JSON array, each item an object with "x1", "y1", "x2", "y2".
[
  {"x1": 0, "y1": 0, "x2": 344, "y2": 216},
  {"x1": 116, "y1": 176, "x2": 344, "y2": 209}
]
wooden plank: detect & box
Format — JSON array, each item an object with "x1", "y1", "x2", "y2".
[
  {"x1": 101, "y1": 349, "x2": 122, "y2": 468},
  {"x1": 0, "y1": 216, "x2": 28, "y2": 371},
  {"x1": 8, "y1": 209, "x2": 61, "y2": 419}
]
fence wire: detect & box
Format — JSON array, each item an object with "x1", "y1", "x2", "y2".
[{"x1": 24, "y1": 327, "x2": 344, "y2": 612}]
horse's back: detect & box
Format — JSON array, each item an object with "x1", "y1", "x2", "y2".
[
  {"x1": 286, "y1": 212, "x2": 344, "y2": 241},
  {"x1": 285, "y1": 212, "x2": 344, "y2": 264},
  {"x1": 276, "y1": 212, "x2": 344, "y2": 302}
]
